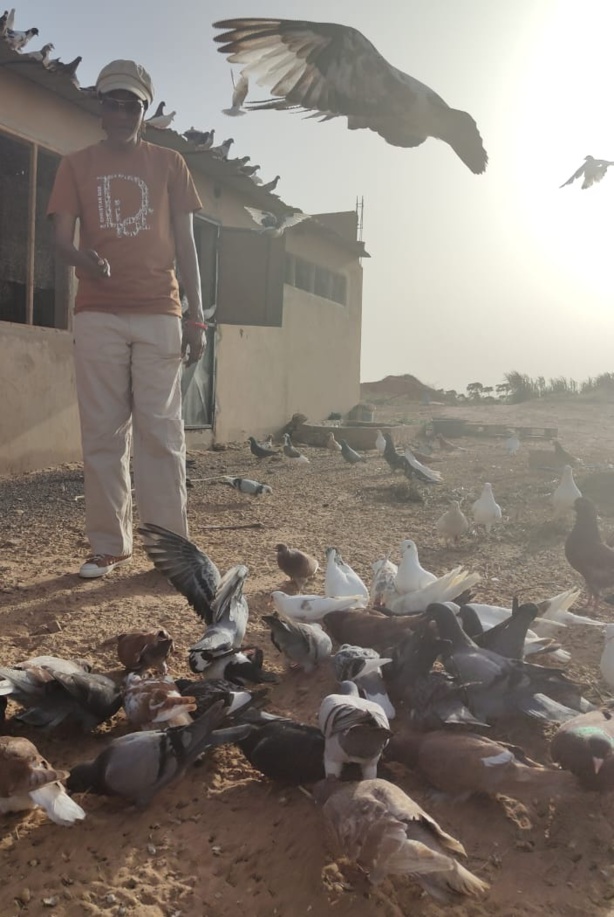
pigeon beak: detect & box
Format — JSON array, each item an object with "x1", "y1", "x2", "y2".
[{"x1": 593, "y1": 756, "x2": 604, "y2": 774}]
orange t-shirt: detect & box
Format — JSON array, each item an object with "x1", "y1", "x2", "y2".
[{"x1": 47, "y1": 140, "x2": 202, "y2": 315}]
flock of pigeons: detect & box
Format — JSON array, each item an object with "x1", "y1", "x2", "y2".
[{"x1": 3, "y1": 426, "x2": 614, "y2": 905}]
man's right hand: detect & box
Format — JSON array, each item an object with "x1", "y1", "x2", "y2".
[{"x1": 81, "y1": 249, "x2": 111, "y2": 278}]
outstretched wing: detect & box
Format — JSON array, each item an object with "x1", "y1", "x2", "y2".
[
  {"x1": 139, "y1": 524, "x2": 221, "y2": 623},
  {"x1": 560, "y1": 162, "x2": 585, "y2": 188}
]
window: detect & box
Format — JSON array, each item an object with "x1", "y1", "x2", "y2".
[
  {"x1": 216, "y1": 227, "x2": 285, "y2": 326},
  {"x1": 284, "y1": 254, "x2": 347, "y2": 305},
  {"x1": 0, "y1": 129, "x2": 71, "y2": 329}
]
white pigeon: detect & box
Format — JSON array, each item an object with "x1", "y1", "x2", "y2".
[
  {"x1": 504, "y1": 432, "x2": 520, "y2": 455},
  {"x1": 471, "y1": 483, "x2": 502, "y2": 533},
  {"x1": 146, "y1": 102, "x2": 176, "y2": 130},
  {"x1": 319, "y1": 682, "x2": 391, "y2": 778},
  {"x1": 560, "y1": 155, "x2": 614, "y2": 190},
  {"x1": 435, "y1": 501, "x2": 470, "y2": 546},
  {"x1": 531, "y1": 588, "x2": 604, "y2": 636},
  {"x1": 333, "y1": 645, "x2": 395, "y2": 719},
  {"x1": 388, "y1": 567, "x2": 481, "y2": 615},
  {"x1": 325, "y1": 547, "x2": 369, "y2": 599},
  {"x1": 270, "y1": 591, "x2": 367, "y2": 622},
  {"x1": 244, "y1": 207, "x2": 311, "y2": 237},
  {"x1": 21, "y1": 42, "x2": 54, "y2": 65},
  {"x1": 370, "y1": 557, "x2": 398, "y2": 607},
  {"x1": 5, "y1": 26, "x2": 39, "y2": 50},
  {"x1": 395, "y1": 539, "x2": 436, "y2": 594},
  {"x1": 600, "y1": 624, "x2": 614, "y2": 691},
  {"x1": 223, "y1": 70, "x2": 249, "y2": 115},
  {"x1": 552, "y1": 465, "x2": 582, "y2": 520},
  {"x1": 375, "y1": 430, "x2": 386, "y2": 454},
  {"x1": 326, "y1": 432, "x2": 342, "y2": 453}
]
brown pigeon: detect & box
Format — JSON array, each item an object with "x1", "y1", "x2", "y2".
[
  {"x1": 314, "y1": 778, "x2": 488, "y2": 902},
  {"x1": 275, "y1": 543, "x2": 319, "y2": 591},
  {"x1": 0, "y1": 736, "x2": 85, "y2": 825},
  {"x1": 116, "y1": 629, "x2": 174, "y2": 674}
]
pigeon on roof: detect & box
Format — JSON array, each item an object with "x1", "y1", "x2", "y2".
[
  {"x1": 209, "y1": 137, "x2": 234, "y2": 159},
  {"x1": 214, "y1": 17, "x2": 488, "y2": 174},
  {"x1": 245, "y1": 207, "x2": 311, "y2": 237},
  {"x1": 5, "y1": 26, "x2": 39, "y2": 51},
  {"x1": 146, "y1": 101, "x2": 176, "y2": 130},
  {"x1": 184, "y1": 127, "x2": 214, "y2": 149},
  {"x1": 222, "y1": 70, "x2": 249, "y2": 116},
  {"x1": 260, "y1": 175, "x2": 280, "y2": 193},
  {"x1": 560, "y1": 155, "x2": 614, "y2": 190}
]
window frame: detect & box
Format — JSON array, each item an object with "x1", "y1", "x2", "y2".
[{"x1": 284, "y1": 253, "x2": 348, "y2": 306}]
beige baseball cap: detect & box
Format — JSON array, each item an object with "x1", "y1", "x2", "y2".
[{"x1": 96, "y1": 59, "x2": 154, "y2": 106}]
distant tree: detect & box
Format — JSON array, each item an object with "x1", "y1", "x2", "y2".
[
  {"x1": 496, "y1": 382, "x2": 510, "y2": 394},
  {"x1": 466, "y1": 382, "x2": 483, "y2": 400},
  {"x1": 482, "y1": 386, "x2": 494, "y2": 396}
]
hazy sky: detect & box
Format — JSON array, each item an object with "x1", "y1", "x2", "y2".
[{"x1": 16, "y1": 1, "x2": 614, "y2": 392}]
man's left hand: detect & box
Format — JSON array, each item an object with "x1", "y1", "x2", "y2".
[{"x1": 182, "y1": 322, "x2": 206, "y2": 367}]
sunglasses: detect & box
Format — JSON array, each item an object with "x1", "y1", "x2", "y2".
[{"x1": 100, "y1": 97, "x2": 144, "y2": 114}]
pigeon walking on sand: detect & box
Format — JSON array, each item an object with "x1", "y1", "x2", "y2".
[
  {"x1": 504, "y1": 431, "x2": 520, "y2": 455},
  {"x1": 552, "y1": 465, "x2": 582, "y2": 519},
  {"x1": 436, "y1": 501, "x2": 470, "y2": 546},
  {"x1": 340, "y1": 439, "x2": 367, "y2": 465},
  {"x1": 276, "y1": 543, "x2": 319, "y2": 591},
  {"x1": 472, "y1": 483, "x2": 502, "y2": 534},
  {"x1": 248, "y1": 436, "x2": 278, "y2": 459},
  {"x1": 214, "y1": 18, "x2": 488, "y2": 174},
  {"x1": 395, "y1": 539, "x2": 436, "y2": 594},
  {"x1": 282, "y1": 434, "x2": 310, "y2": 463},
  {"x1": 326, "y1": 432, "x2": 342, "y2": 453},
  {"x1": 271, "y1": 591, "x2": 367, "y2": 623},
  {"x1": 325, "y1": 547, "x2": 369, "y2": 599},
  {"x1": 220, "y1": 476, "x2": 272, "y2": 495}
]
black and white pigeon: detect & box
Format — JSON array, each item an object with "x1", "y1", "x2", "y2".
[
  {"x1": 146, "y1": 101, "x2": 176, "y2": 129},
  {"x1": 263, "y1": 613, "x2": 332, "y2": 673},
  {"x1": 210, "y1": 137, "x2": 234, "y2": 159},
  {"x1": 560, "y1": 155, "x2": 614, "y2": 190},
  {"x1": 402, "y1": 448, "x2": 443, "y2": 484},
  {"x1": 260, "y1": 175, "x2": 280, "y2": 193},
  {"x1": 0, "y1": 656, "x2": 121, "y2": 732},
  {"x1": 248, "y1": 436, "x2": 279, "y2": 459},
  {"x1": 5, "y1": 26, "x2": 39, "y2": 50},
  {"x1": 223, "y1": 70, "x2": 249, "y2": 116},
  {"x1": 220, "y1": 475, "x2": 273, "y2": 495},
  {"x1": 319, "y1": 681, "x2": 391, "y2": 778},
  {"x1": 188, "y1": 565, "x2": 249, "y2": 671},
  {"x1": 340, "y1": 439, "x2": 367, "y2": 465},
  {"x1": 244, "y1": 207, "x2": 311, "y2": 237},
  {"x1": 175, "y1": 677, "x2": 259, "y2": 719},
  {"x1": 333, "y1": 644, "x2": 395, "y2": 719},
  {"x1": 214, "y1": 18, "x2": 488, "y2": 174},
  {"x1": 188, "y1": 647, "x2": 277, "y2": 682},
  {"x1": 184, "y1": 127, "x2": 215, "y2": 148},
  {"x1": 66, "y1": 702, "x2": 249, "y2": 807},
  {"x1": 282, "y1": 433, "x2": 310, "y2": 463}
]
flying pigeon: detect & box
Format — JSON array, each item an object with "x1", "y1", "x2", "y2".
[
  {"x1": 220, "y1": 475, "x2": 272, "y2": 495},
  {"x1": 0, "y1": 736, "x2": 86, "y2": 826},
  {"x1": 560, "y1": 155, "x2": 614, "y2": 190},
  {"x1": 245, "y1": 207, "x2": 311, "y2": 237},
  {"x1": 214, "y1": 18, "x2": 488, "y2": 174},
  {"x1": 223, "y1": 70, "x2": 249, "y2": 116},
  {"x1": 314, "y1": 778, "x2": 489, "y2": 901},
  {"x1": 146, "y1": 102, "x2": 176, "y2": 129}
]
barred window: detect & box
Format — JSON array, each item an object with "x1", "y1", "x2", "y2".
[{"x1": 284, "y1": 254, "x2": 347, "y2": 305}]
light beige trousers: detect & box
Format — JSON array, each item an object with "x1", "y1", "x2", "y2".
[{"x1": 73, "y1": 311, "x2": 188, "y2": 556}]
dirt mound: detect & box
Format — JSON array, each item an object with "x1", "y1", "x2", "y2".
[{"x1": 361, "y1": 373, "x2": 440, "y2": 401}]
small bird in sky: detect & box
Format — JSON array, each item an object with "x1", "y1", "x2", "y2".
[
  {"x1": 245, "y1": 207, "x2": 311, "y2": 237},
  {"x1": 210, "y1": 137, "x2": 234, "y2": 159},
  {"x1": 560, "y1": 155, "x2": 614, "y2": 190},
  {"x1": 5, "y1": 26, "x2": 39, "y2": 51},
  {"x1": 222, "y1": 70, "x2": 249, "y2": 116},
  {"x1": 260, "y1": 175, "x2": 280, "y2": 193},
  {"x1": 214, "y1": 17, "x2": 488, "y2": 174},
  {"x1": 184, "y1": 127, "x2": 215, "y2": 149},
  {"x1": 146, "y1": 101, "x2": 176, "y2": 129}
]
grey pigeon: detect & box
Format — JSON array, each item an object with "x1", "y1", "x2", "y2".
[
  {"x1": 67, "y1": 702, "x2": 249, "y2": 807},
  {"x1": 189, "y1": 647, "x2": 277, "y2": 683},
  {"x1": 314, "y1": 778, "x2": 489, "y2": 901},
  {"x1": 248, "y1": 436, "x2": 278, "y2": 459},
  {"x1": 339, "y1": 439, "x2": 367, "y2": 465},
  {"x1": 318, "y1": 681, "x2": 391, "y2": 778},
  {"x1": 260, "y1": 175, "x2": 280, "y2": 193},
  {"x1": 333, "y1": 644, "x2": 395, "y2": 719},
  {"x1": 263, "y1": 613, "x2": 332, "y2": 673},
  {"x1": 188, "y1": 565, "x2": 249, "y2": 671},
  {"x1": 560, "y1": 155, "x2": 614, "y2": 190},
  {"x1": 184, "y1": 127, "x2": 214, "y2": 148},
  {"x1": 220, "y1": 475, "x2": 272, "y2": 495}
]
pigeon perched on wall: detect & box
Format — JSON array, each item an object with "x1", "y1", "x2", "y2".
[
  {"x1": 0, "y1": 736, "x2": 86, "y2": 825},
  {"x1": 209, "y1": 137, "x2": 234, "y2": 159},
  {"x1": 67, "y1": 702, "x2": 249, "y2": 807},
  {"x1": 263, "y1": 613, "x2": 332, "y2": 673},
  {"x1": 5, "y1": 26, "x2": 38, "y2": 50},
  {"x1": 0, "y1": 11, "x2": 9, "y2": 37},
  {"x1": 260, "y1": 175, "x2": 280, "y2": 193},
  {"x1": 214, "y1": 18, "x2": 488, "y2": 174},
  {"x1": 146, "y1": 102, "x2": 176, "y2": 129},
  {"x1": 20, "y1": 42, "x2": 54, "y2": 65},
  {"x1": 340, "y1": 439, "x2": 367, "y2": 465},
  {"x1": 560, "y1": 155, "x2": 614, "y2": 190},
  {"x1": 276, "y1": 543, "x2": 319, "y2": 591},
  {"x1": 184, "y1": 127, "x2": 215, "y2": 148},
  {"x1": 319, "y1": 681, "x2": 391, "y2": 778},
  {"x1": 222, "y1": 70, "x2": 249, "y2": 115},
  {"x1": 245, "y1": 207, "x2": 311, "y2": 237},
  {"x1": 314, "y1": 778, "x2": 489, "y2": 901}
]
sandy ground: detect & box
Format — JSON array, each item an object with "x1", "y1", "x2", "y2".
[{"x1": 3, "y1": 397, "x2": 614, "y2": 917}]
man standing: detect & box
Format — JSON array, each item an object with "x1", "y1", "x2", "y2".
[{"x1": 48, "y1": 60, "x2": 205, "y2": 578}]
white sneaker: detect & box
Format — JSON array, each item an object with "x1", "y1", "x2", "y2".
[{"x1": 79, "y1": 554, "x2": 132, "y2": 579}]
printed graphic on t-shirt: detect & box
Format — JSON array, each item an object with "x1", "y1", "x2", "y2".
[{"x1": 96, "y1": 173, "x2": 154, "y2": 238}]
